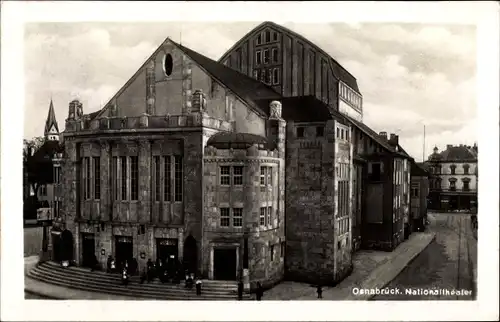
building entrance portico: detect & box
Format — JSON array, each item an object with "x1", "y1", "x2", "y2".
[{"x1": 115, "y1": 236, "x2": 133, "y2": 270}]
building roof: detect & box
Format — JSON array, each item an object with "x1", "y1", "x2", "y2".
[
  {"x1": 174, "y1": 41, "x2": 281, "y2": 113},
  {"x1": 254, "y1": 95, "x2": 347, "y2": 123},
  {"x1": 91, "y1": 38, "x2": 281, "y2": 121},
  {"x1": 206, "y1": 132, "x2": 276, "y2": 150},
  {"x1": 44, "y1": 100, "x2": 59, "y2": 136},
  {"x1": 218, "y1": 21, "x2": 360, "y2": 94},
  {"x1": 428, "y1": 144, "x2": 478, "y2": 162},
  {"x1": 31, "y1": 140, "x2": 63, "y2": 163},
  {"x1": 412, "y1": 161, "x2": 429, "y2": 176}
]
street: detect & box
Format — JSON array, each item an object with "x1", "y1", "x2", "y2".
[{"x1": 374, "y1": 212, "x2": 477, "y2": 300}]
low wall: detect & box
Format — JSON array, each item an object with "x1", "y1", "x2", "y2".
[{"x1": 24, "y1": 226, "x2": 43, "y2": 257}]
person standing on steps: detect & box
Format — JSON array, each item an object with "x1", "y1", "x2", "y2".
[
  {"x1": 122, "y1": 267, "x2": 129, "y2": 286},
  {"x1": 237, "y1": 280, "x2": 244, "y2": 300},
  {"x1": 256, "y1": 282, "x2": 263, "y2": 301},
  {"x1": 195, "y1": 277, "x2": 202, "y2": 296},
  {"x1": 317, "y1": 285, "x2": 323, "y2": 299}
]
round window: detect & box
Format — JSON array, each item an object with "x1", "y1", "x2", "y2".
[{"x1": 163, "y1": 53, "x2": 173, "y2": 76}]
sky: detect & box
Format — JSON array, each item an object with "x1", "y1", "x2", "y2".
[{"x1": 24, "y1": 21, "x2": 477, "y2": 161}]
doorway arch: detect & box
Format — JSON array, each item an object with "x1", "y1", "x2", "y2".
[
  {"x1": 183, "y1": 235, "x2": 197, "y2": 274},
  {"x1": 60, "y1": 229, "x2": 74, "y2": 262}
]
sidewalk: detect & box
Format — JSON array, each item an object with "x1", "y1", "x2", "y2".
[{"x1": 264, "y1": 231, "x2": 436, "y2": 300}]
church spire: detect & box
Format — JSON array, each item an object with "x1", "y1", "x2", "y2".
[{"x1": 44, "y1": 99, "x2": 60, "y2": 141}]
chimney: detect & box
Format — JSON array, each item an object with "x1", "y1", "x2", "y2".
[
  {"x1": 446, "y1": 144, "x2": 453, "y2": 150},
  {"x1": 389, "y1": 133, "x2": 399, "y2": 146},
  {"x1": 379, "y1": 131, "x2": 388, "y2": 140}
]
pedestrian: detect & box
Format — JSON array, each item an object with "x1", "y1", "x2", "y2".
[
  {"x1": 140, "y1": 268, "x2": 147, "y2": 284},
  {"x1": 195, "y1": 277, "x2": 202, "y2": 296},
  {"x1": 237, "y1": 280, "x2": 244, "y2": 300},
  {"x1": 106, "y1": 255, "x2": 112, "y2": 273},
  {"x1": 90, "y1": 254, "x2": 98, "y2": 272},
  {"x1": 122, "y1": 267, "x2": 129, "y2": 286},
  {"x1": 110, "y1": 258, "x2": 116, "y2": 273},
  {"x1": 317, "y1": 285, "x2": 323, "y2": 299},
  {"x1": 256, "y1": 282, "x2": 263, "y2": 301}
]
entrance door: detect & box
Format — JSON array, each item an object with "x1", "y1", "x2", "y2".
[
  {"x1": 115, "y1": 236, "x2": 133, "y2": 271},
  {"x1": 52, "y1": 232, "x2": 62, "y2": 262},
  {"x1": 156, "y1": 238, "x2": 178, "y2": 262},
  {"x1": 81, "y1": 233, "x2": 95, "y2": 267},
  {"x1": 213, "y1": 248, "x2": 237, "y2": 281}
]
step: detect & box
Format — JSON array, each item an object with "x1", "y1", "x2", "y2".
[
  {"x1": 31, "y1": 267, "x2": 237, "y2": 298},
  {"x1": 27, "y1": 270, "x2": 249, "y2": 301},
  {"x1": 42, "y1": 262, "x2": 238, "y2": 290}
]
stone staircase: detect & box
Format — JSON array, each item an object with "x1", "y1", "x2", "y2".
[{"x1": 27, "y1": 261, "x2": 251, "y2": 300}]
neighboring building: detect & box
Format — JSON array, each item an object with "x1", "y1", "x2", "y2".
[
  {"x1": 410, "y1": 162, "x2": 430, "y2": 232},
  {"x1": 425, "y1": 144, "x2": 478, "y2": 211}
]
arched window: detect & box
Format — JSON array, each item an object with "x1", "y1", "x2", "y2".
[{"x1": 163, "y1": 53, "x2": 173, "y2": 76}]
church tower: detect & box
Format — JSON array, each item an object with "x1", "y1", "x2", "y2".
[{"x1": 44, "y1": 99, "x2": 60, "y2": 141}]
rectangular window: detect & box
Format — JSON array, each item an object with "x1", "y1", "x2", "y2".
[
  {"x1": 272, "y1": 48, "x2": 278, "y2": 63},
  {"x1": 120, "y1": 156, "x2": 127, "y2": 200},
  {"x1": 93, "y1": 157, "x2": 101, "y2": 200},
  {"x1": 233, "y1": 166, "x2": 243, "y2": 185},
  {"x1": 54, "y1": 167, "x2": 61, "y2": 184},
  {"x1": 154, "y1": 156, "x2": 160, "y2": 201},
  {"x1": 316, "y1": 126, "x2": 324, "y2": 137},
  {"x1": 174, "y1": 156, "x2": 183, "y2": 202},
  {"x1": 265, "y1": 30, "x2": 271, "y2": 43},
  {"x1": 164, "y1": 156, "x2": 171, "y2": 201},
  {"x1": 370, "y1": 163, "x2": 382, "y2": 181},
  {"x1": 112, "y1": 157, "x2": 118, "y2": 200},
  {"x1": 411, "y1": 187, "x2": 419, "y2": 198},
  {"x1": 267, "y1": 206, "x2": 272, "y2": 226},
  {"x1": 220, "y1": 208, "x2": 230, "y2": 227},
  {"x1": 233, "y1": 208, "x2": 243, "y2": 227},
  {"x1": 130, "y1": 156, "x2": 138, "y2": 201},
  {"x1": 260, "y1": 207, "x2": 266, "y2": 226},
  {"x1": 260, "y1": 69, "x2": 266, "y2": 83},
  {"x1": 272, "y1": 68, "x2": 280, "y2": 85},
  {"x1": 84, "y1": 157, "x2": 91, "y2": 200},
  {"x1": 272, "y1": 31, "x2": 278, "y2": 41},
  {"x1": 256, "y1": 50, "x2": 262, "y2": 65},
  {"x1": 270, "y1": 245, "x2": 274, "y2": 261},
  {"x1": 266, "y1": 69, "x2": 272, "y2": 85},
  {"x1": 256, "y1": 34, "x2": 262, "y2": 45},
  {"x1": 297, "y1": 127, "x2": 304, "y2": 138},
  {"x1": 40, "y1": 184, "x2": 47, "y2": 197},
  {"x1": 336, "y1": 128, "x2": 340, "y2": 138},
  {"x1": 463, "y1": 182, "x2": 470, "y2": 191},
  {"x1": 464, "y1": 166, "x2": 469, "y2": 174},
  {"x1": 267, "y1": 167, "x2": 273, "y2": 186},
  {"x1": 263, "y1": 49, "x2": 270, "y2": 64},
  {"x1": 253, "y1": 69, "x2": 259, "y2": 79},
  {"x1": 260, "y1": 167, "x2": 266, "y2": 186},
  {"x1": 220, "y1": 166, "x2": 230, "y2": 185}
]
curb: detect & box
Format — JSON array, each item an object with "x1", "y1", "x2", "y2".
[{"x1": 365, "y1": 233, "x2": 436, "y2": 300}]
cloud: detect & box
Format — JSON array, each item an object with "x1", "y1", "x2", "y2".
[{"x1": 24, "y1": 21, "x2": 477, "y2": 162}]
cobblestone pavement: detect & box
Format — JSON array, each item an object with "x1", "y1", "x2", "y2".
[
  {"x1": 263, "y1": 232, "x2": 435, "y2": 300},
  {"x1": 373, "y1": 212, "x2": 477, "y2": 300}
]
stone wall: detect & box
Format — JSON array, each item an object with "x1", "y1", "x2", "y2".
[
  {"x1": 285, "y1": 119, "x2": 353, "y2": 285},
  {"x1": 202, "y1": 143, "x2": 285, "y2": 288}
]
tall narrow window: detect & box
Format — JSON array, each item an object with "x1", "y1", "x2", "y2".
[
  {"x1": 260, "y1": 167, "x2": 267, "y2": 186},
  {"x1": 112, "y1": 157, "x2": 118, "y2": 200},
  {"x1": 154, "y1": 156, "x2": 161, "y2": 201},
  {"x1": 263, "y1": 49, "x2": 270, "y2": 64},
  {"x1": 266, "y1": 69, "x2": 272, "y2": 85},
  {"x1": 265, "y1": 30, "x2": 271, "y2": 43},
  {"x1": 93, "y1": 157, "x2": 100, "y2": 200},
  {"x1": 233, "y1": 166, "x2": 243, "y2": 185},
  {"x1": 260, "y1": 207, "x2": 266, "y2": 226},
  {"x1": 267, "y1": 206, "x2": 272, "y2": 226},
  {"x1": 272, "y1": 68, "x2": 280, "y2": 85},
  {"x1": 450, "y1": 165, "x2": 456, "y2": 175},
  {"x1": 267, "y1": 167, "x2": 272, "y2": 186},
  {"x1": 164, "y1": 156, "x2": 171, "y2": 201},
  {"x1": 272, "y1": 48, "x2": 278, "y2": 63},
  {"x1": 297, "y1": 127, "x2": 304, "y2": 138},
  {"x1": 120, "y1": 156, "x2": 127, "y2": 200},
  {"x1": 253, "y1": 69, "x2": 259, "y2": 79},
  {"x1": 260, "y1": 69, "x2": 266, "y2": 83},
  {"x1": 272, "y1": 31, "x2": 278, "y2": 41},
  {"x1": 233, "y1": 208, "x2": 243, "y2": 227},
  {"x1": 220, "y1": 208, "x2": 230, "y2": 227},
  {"x1": 256, "y1": 51, "x2": 262, "y2": 65},
  {"x1": 256, "y1": 34, "x2": 262, "y2": 45},
  {"x1": 270, "y1": 245, "x2": 274, "y2": 261},
  {"x1": 463, "y1": 164, "x2": 470, "y2": 174},
  {"x1": 54, "y1": 167, "x2": 61, "y2": 184},
  {"x1": 85, "y1": 157, "x2": 91, "y2": 200},
  {"x1": 130, "y1": 156, "x2": 138, "y2": 201},
  {"x1": 174, "y1": 155, "x2": 183, "y2": 202},
  {"x1": 220, "y1": 166, "x2": 230, "y2": 185}
]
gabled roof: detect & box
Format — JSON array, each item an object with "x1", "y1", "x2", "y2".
[
  {"x1": 253, "y1": 95, "x2": 348, "y2": 124},
  {"x1": 173, "y1": 40, "x2": 281, "y2": 113},
  {"x1": 91, "y1": 38, "x2": 281, "y2": 121},
  {"x1": 44, "y1": 100, "x2": 59, "y2": 136},
  {"x1": 345, "y1": 116, "x2": 394, "y2": 152},
  {"x1": 218, "y1": 21, "x2": 360, "y2": 94}
]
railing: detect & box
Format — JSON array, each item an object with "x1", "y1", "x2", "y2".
[{"x1": 66, "y1": 114, "x2": 233, "y2": 133}]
